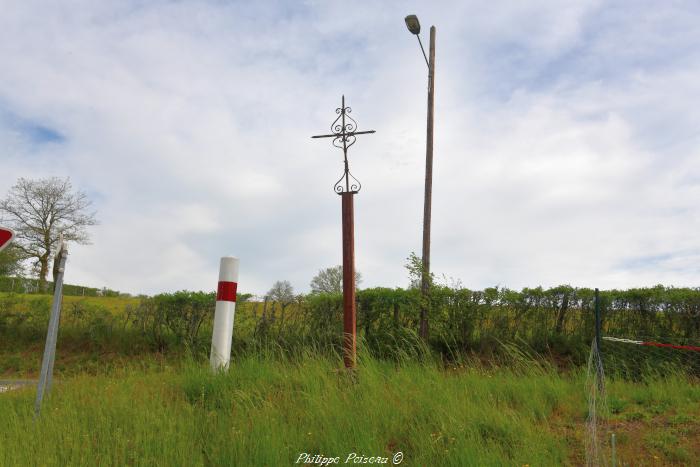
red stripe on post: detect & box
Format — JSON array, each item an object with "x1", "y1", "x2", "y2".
[
  {"x1": 216, "y1": 281, "x2": 237, "y2": 302},
  {"x1": 641, "y1": 342, "x2": 700, "y2": 352}
]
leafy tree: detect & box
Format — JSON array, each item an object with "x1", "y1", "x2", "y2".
[
  {"x1": 405, "y1": 251, "x2": 434, "y2": 340},
  {"x1": 0, "y1": 177, "x2": 98, "y2": 291},
  {"x1": 0, "y1": 244, "x2": 25, "y2": 277},
  {"x1": 404, "y1": 252, "x2": 433, "y2": 290},
  {"x1": 310, "y1": 265, "x2": 362, "y2": 294}
]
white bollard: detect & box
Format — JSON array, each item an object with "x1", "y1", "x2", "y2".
[{"x1": 210, "y1": 256, "x2": 239, "y2": 371}]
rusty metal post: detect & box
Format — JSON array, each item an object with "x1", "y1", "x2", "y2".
[{"x1": 341, "y1": 192, "x2": 356, "y2": 368}]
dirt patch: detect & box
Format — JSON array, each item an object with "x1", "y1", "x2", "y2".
[
  {"x1": 0, "y1": 379, "x2": 36, "y2": 393},
  {"x1": 586, "y1": 413, "x2": 700, "y2": 465}
]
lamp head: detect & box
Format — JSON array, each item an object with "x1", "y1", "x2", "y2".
[{"x1": 405, "y1": 15, "x2": 421, "y2": 35}]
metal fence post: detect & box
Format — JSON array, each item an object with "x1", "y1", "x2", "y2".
[
  {"x1": 595, "y1": 288, "x2": 601, "y2": 356},
  {"x1": 594, "y1": 287, "x2": 604, "y2": 391}
]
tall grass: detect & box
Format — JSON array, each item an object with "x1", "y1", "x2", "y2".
[
  {"x1": 1, "y1": 354, "x2": 575, "y2": 466},
  {"x1": 2, "y1": 346, "x2": 699, "y2": 465}
]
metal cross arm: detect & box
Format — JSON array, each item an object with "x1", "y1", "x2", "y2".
[{"x1": 311, "y1": 130, "x2": 376, "y2": 139}]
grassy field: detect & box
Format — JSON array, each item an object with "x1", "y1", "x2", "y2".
[
  {"x1": 0, "y1": 293, "x2": 156, "y2": 377},
  {"x1": 1, "y1": 354, "x2": 699, "y2": 466},
  {"x1": 0, "y1": 291, "x2": 140, "y2": 314},
  {"x1": 2, "y1": 294, "x2": 700, "y2": 465}
]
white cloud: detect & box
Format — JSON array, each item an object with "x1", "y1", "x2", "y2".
[{"x1": 2, "y1": 1, "x2": 700, "y2": 295}]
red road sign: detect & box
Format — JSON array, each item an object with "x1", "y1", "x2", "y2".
[{"x1": 0, "y1": 227, "x2": 14, "y2": 253}]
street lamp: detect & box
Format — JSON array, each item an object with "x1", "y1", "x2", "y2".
[
  {"x1": 405, "y1": 14, "x2": 435, "y2": 341},
  {"x1": 405, "y1": 14, "x2": 421, "y2": 35}
]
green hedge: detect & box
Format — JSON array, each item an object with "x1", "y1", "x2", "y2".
[{"x1": 2, "y1": 284, "x2": 698, "y2": 366}]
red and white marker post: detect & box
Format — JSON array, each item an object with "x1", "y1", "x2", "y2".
[
  {"x1": 210, "y1": 256, "x2": 239, "y2": 371},
  {"x1": 0, "y1": 227, "x2": 14, "y2": 253}
]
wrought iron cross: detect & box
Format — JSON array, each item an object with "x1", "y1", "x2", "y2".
[
  {"x1": 312, "y1": 95, "x2": 375, "y2": 194},
  {"x1": 311, "y1": 95, "x2": 375, "y2": 369}
]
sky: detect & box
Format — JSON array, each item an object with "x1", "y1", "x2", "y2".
[{"x1": 1, "y1": 0, "x2": 700, "y2": 296}]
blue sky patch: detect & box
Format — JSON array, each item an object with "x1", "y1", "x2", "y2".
[
  {"x1": 618, "y1": 253, "x2": 674, "y2": 270},
  {"x1": 0, "y1": 104, "x2": 66, "y2": 145},
  {"x1": 23, "y1": 123, "x2": 65, "y2": 144}
]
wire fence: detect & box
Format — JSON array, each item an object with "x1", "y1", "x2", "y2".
[
  {"x1": 585, "y1": 287, "x2": 700, "y2": 466},
  {"x1": 0, "y1": 275, "x2": 121, "y2": 297}
]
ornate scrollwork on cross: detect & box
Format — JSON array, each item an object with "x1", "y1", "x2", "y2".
[
  {"x1": 312, "y1": 96, "x2": 375, "y2": 195},
  {"x1": 334, "y1": 169, "x2": 361, "y2": 194}
]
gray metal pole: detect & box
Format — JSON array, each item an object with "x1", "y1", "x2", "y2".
[
  {"x1": 35, "y1": 243, "x2": 68, "y2": 416},
  {"x1": 594, "y1": 287, "x2": 604, "y2": 392},
  {"x1": 611, "y1": 433, "x2": 617, "y2": 466},
  {"x1": 594, "y1": 288, "x2": 601, "y2": 357},
  {"x1": 419, "y1": 25, "x2": 436, "y2": 341}
]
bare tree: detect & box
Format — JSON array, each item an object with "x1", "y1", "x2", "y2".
[
  {"x1": 267, "y1": 280, "x2": 295, "y2": 305},
  {"x1": 309, "y1": 265, "x2": 362, "y2": 294},
  {"x1": 256, "y1": 280, "x2": 295, "y2": 336},
  {"x1": 266, "y1": 280, "x2": 295, "y2": 324},
  {"x1": 0, "y1": 177, "x2": 98, "y2": 291}
]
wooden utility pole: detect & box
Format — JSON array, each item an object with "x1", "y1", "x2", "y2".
[
  {"x1": 312, "y1": 96, "x2": 375, "y2": 368},
  {"x1": 419, "y1": 26, "x2": 436, "y2": 341}
]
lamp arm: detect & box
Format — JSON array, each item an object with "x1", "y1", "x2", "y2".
[{"x1": 416, "y1": 35, "x2": 429, "y2": 69}]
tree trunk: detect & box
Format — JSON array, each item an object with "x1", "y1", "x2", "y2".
[
  {"x1": 278, "y1": 303, "x2": 288, "y2": 337},
  {"x1": 555, "y1": 293, "x2": 569, "y2": 334},
  {"x1": 251, "y1": 301, "x2": 258, "y2": 320},
  {"x1": 261, "y1": 297, "x2": 269, "y2": 323},
  {"x1": 39, "y1": 253, "x2": 50, "y2": 292},
  {"x1": 269, "y1": 302, "x2": 277, "y2": 324}
]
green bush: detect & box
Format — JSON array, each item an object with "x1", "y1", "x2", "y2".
[{"x1": 127, "y1": 291, "x2": 215, "y2": 353}]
